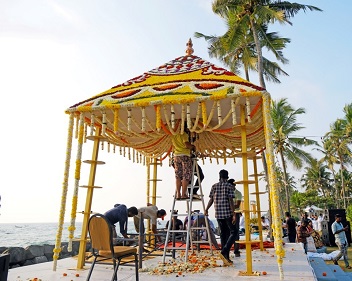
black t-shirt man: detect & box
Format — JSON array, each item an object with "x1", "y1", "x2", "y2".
[{"x1": 285, "y1": 212, "x2": 297, "y2": 243}]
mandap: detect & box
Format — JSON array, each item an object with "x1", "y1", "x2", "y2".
[{"x1": 54, "y1": 39, "x2": 285, "y2": 278}]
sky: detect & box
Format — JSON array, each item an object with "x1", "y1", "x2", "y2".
[{"x1": 0, "y1": 0, "x2": 351, "y2": 224}]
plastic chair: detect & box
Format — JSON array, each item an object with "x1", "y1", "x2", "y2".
[{"x1": 86, "y1": 213, "x2": 139, "y2": 281}]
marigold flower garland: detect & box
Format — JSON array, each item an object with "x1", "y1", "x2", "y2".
[
  {"x1": 53, "y1": 113, "x2": 74, "y2": 271},
  {"x1": 262, "y1": 92, "x2": 284, "y2": 280},
  {"x1": 68, "y1": 113, "x2": 84, "y2": 252}
]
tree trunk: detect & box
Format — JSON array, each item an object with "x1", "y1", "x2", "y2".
[
  {"x1": 279, "y1": 150, "x2": 290, "y2": 212},
  {"x1": 249, "y1": 17, "x2": 266, "y2": 89}
]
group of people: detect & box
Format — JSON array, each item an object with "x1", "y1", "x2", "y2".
[
  {"x1": 104, "y1": 203, "x2": 167, "y2": 243},
  {"x1": 286, "y1": 211, "x2": 351, "y2": 269},
  {"x1": 107, "y1": 124, "x2": 350, "y2": 269},
  {"x1": 166, "y1": 209, "x2": 219, "y2": 249}
]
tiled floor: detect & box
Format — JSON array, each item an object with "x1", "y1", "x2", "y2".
[{"x1": 7, "y1": 243, "x2": 315, "y2": 281}]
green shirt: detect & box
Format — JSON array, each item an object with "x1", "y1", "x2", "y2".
[{"x1": 233, "y1": 189, "x2": 242, "y2": 211}]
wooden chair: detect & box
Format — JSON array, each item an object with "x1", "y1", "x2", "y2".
[{"x1": 86, "y1": 213, "x2": 139, "y2": 281}]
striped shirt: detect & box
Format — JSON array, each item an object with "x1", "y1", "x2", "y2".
[{"x1": 209, "y1": 179, "x2": 235, "y2": 219}]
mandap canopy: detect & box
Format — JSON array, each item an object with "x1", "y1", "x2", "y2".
[{"x1": 55, "y1": 39, "x2": 285, "y2": 278}]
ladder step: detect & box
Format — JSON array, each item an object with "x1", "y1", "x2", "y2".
[
  {"x1": 191, "y1": 241, "x2": 212, "y2": 244},
  {"x1": 190, "y1": 226, "x2": 208, "y2": 230},
  {"x1": 168, "y1": 230, "x2": 187, "y2": 233},
  {"x1": 164, "y1": 247, "x2": 189, "y2": 250}
]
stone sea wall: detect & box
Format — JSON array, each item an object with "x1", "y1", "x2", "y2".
[{"x1": 0, "y1": 241, "x2": 91, "y2": 268}]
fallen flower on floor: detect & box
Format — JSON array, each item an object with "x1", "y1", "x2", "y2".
[{"x1": 140, "y1": 250, "x2": 221, "y2": 275}]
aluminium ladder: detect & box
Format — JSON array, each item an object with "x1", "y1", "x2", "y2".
[{"x1": 162, "y1": 157, "x2": 213, "y2": 262}]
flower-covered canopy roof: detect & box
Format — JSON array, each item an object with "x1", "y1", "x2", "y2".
[{"x1": 66, "y1": 40, "x2": 268, "y2": 161}]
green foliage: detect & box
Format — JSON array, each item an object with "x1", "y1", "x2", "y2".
[{"x1": 347, "y1": 205, "x2": 352, "y2": 222}]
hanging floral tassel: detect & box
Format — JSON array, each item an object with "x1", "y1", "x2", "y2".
[
  {"x1": 181, "y1": 105, "x2": 186, "y2": 133},
  {"x1": 127, "y1": 108, "x2": 132, "y2": 131},
  {"x1": 171, "y1": 104, "x2": 175, "y2": 129},
  {"x1": 186, "y1": 104, "x2": 191, "y2": 129},
  {"x1": 231, "y1": 98, "x2": 237, "y2": 125},
  {"x1": 113, "y1": 109, "x2": 119, "y2": 134},
  {"x1": 102, "y1": 112, "x2": 107, "y2": 135},
  {"x1": 217, "y1": 101, "x2": 222, "y2": 125},
  {"x1": 201, "y1": 101, "x2": 207, "y2": 127},
  {"x1": 155, "y1": 105, "x2": 161, "y2": 131},
  {"x1": 75, "y1": 115, "x2": 79, "y2": 139},
  {"x1": 141, "y1": 107, "x2": 146, "y2": 132},
  {"x1": 83, "y1": 123, "x2": 87, "y2": 143},
  {"x1": 90, "y1": 113, "x2": 95, "y2": 136},
  {"x1": 246, "y1": 97, "x2": 252, "y2": 123},
  {"x1": 107, "y1": 142, "x2": 110, "y2": 153}
]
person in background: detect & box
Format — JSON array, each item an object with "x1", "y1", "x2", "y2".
[
  {"x1": 297, "y1": 219, "x2": 312, "y2": 254},
  {"x1": 284, "y1": 212, "x2": 297, "y2": 243},
  {"x1": 301, "y1": 212, "x2": 309, "y2": 223},
  {"x1": 171, "y1": 122, "x2": 195, "y2": 200},
  {"x1": 311, "y1": 215, "x2": 318, "y2": 230},
  {"x1": 104, "y1": 204, "x2": 138, "y2": 239},
  {"x1": 307, "y1": 219, "x2": 314, "y2": 232},
  {"x1": 317, "y1": 213, "x2": 324, "y2": 234},
  {"x1": 331, "y1": 214, "x2": 351, "y2": 268},
  {"x1": 261, "y1": 216, "x2": 270, "y2": 230},
  {"x1": 239, "y1": 213, "x2": 245, "y2": 235},
  {"x1": 133, "y1": 204, "x2": 167, "y2": 243},
  {"x1": 165, "y1": 210, "x2": 183, "y2": 239},
  {"x1": 228, "y1": 178, "x2": 242, "y2": 257},
  {"x1": 188, "y1": 162, "x2": 204, "y2": 199},
  {"x1": 205, "y1": 169, "x2": 236, "y2": 266},
  {"x1": 191, "y1": 211, "x2": 220, "y2": 250}
]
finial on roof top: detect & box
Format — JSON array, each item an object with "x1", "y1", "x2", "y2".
[{"x1": 185, "y1": 38, "x2": 194, "y2": 55}]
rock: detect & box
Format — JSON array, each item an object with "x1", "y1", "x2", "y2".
[
  {"x1": 3, "y1": 247, "x2": 26, "y2": 266},
  {"x1": 25, "y1": 245, "x2": 44, "y2": 259},
  {"x1": 43, "y1": 244, "x2": 55, "y2": 261},
  {"x1": 32, "y1": 256, "x2": 48, "y2": 264}
]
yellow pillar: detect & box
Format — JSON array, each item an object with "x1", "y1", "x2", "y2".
[
  {"x1": 77, "y1": 128, "x2": 102, "y2": 269},
  {"x1": 239, "y1": 105, "x2": 254, "y2": 275},
  {"x1": 146, "y1": 157, "x2": 161, "y2": 246},
  {"x1": 253, "y1": 157, "x2": 264, "y2": 251}
]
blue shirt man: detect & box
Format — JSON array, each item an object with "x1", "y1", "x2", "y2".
[{"x1": 104, "y1": 204, "x2": 138, "y2": 238}]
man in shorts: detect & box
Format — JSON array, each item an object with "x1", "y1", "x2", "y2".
[{"x1": 171, "y1": 123, "x2": 195, "y2": 199}]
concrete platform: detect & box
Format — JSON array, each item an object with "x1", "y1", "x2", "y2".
[{"x1": 8, "y1": 243, "x2": 315, "y2": 281}]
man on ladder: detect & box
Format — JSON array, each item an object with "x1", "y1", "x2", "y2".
[
  {"x1": 163, "y1": 125, "x2": 213, "y2": 262},
  {"x1": 171, "y1": 123, "x2": 195, "y2": 200}
]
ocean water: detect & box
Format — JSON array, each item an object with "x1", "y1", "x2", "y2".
[
  {"x1": 0, "y1": 222, "x2": 84, "y2": 248},
  {"x1": 0, "y1": 221, "x2": 163, "y2": 248},
  {"x1": 0, "y1": 219, "x2": 216, "y2": 248}
]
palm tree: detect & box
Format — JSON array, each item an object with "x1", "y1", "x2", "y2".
[
  {"x1": 195, "y1": 20, "x2": 290, "y2": 83},
  {"x1": 343, "y1": 103, "x2": 352, "y2": 138},
  {"x1": 301, "y1": 160, "x2": 333, "y2": 198},
  {"x1": 211, "y1": 0, "x2": 322, "y2": 89},
  {"x1": 323, "y1": 119, "x2": 352, "y2": 208},
  {"x1": 271, "y1": 98, "x2": 318, "y2": 211},
  {"x1": 315, "y1": 136, "x2": 341, "y2": 206}
]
